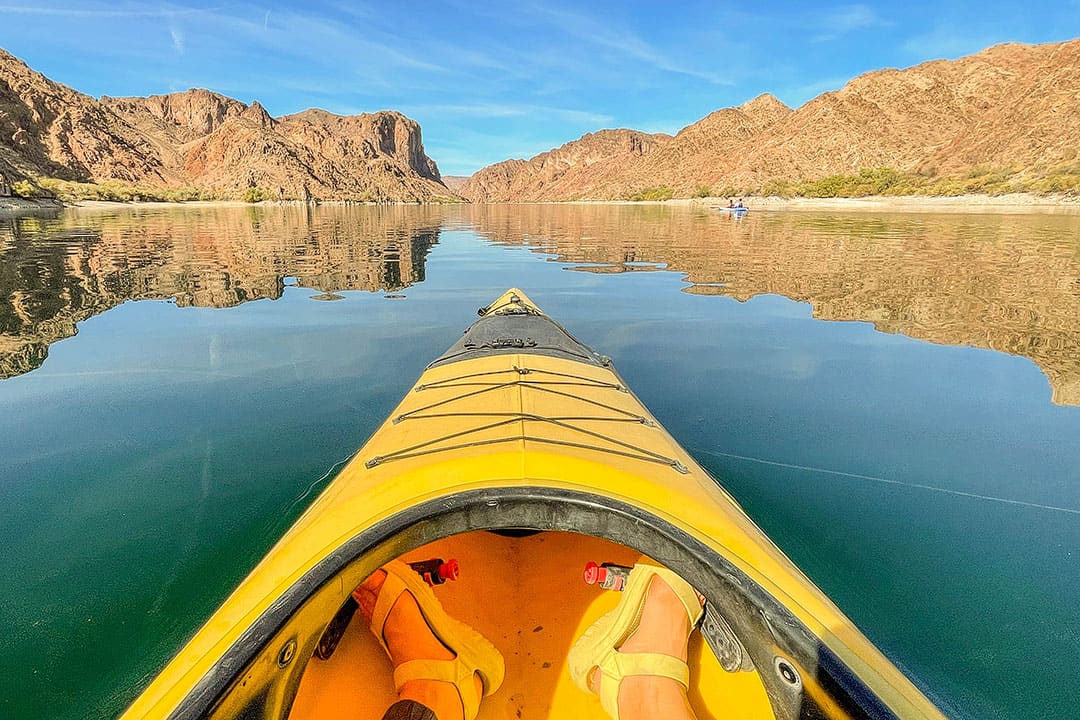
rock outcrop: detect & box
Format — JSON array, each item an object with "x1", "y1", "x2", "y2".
[
  {"x1": 0, "y1": 48, "x2": 177, "y2": 185},
  {"x1": 0, "y1": 49, "x2": 455, "y2": 201},
  {"x1": 462, "y1": 39, "x2": 1080, "y2": 201},
  {"x1": 461, "y1": 129, "x2": 668, "y2": 202}
]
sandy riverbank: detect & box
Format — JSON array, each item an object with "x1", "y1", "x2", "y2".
[
  {"x1": 6, "y1": 194, "x2": 1080, "y2": 214},
  {"x1": 71, "y1": 199, "x2": 253, "y2": 210}
]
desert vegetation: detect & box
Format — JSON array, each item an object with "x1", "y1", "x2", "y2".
[
  {"x1": 22, "y1": 178, "x2": 225, "y2": 203},
  {"x1": 742, "y1": 163, "x2": 1080, "y2": 199},
  {"x1": 627, "y1": 185, "x2": 675, "y2": 201}
]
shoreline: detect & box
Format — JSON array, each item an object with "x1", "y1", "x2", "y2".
[
  {"x1": 4, "y1": 192, "x2": 1079, "y2": 214},
  {"x1": 0, "y1": 197, "x2": 64, "y2": 212},
  {"x1": 710, "y1": 193, "x2": 1080, "y2": 213}
]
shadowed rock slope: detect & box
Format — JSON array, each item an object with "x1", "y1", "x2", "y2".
[
  {"x1": 462, "y1": 39, "x2": 1080, "y2": 201},
  {"x1": 0, "y1": 48, "x2": 455, "y2": 201}
]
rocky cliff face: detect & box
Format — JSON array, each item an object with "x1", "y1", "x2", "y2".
[
  {"x1": 462, "y1": 39, "x2": 1080, "y2": 201},
  {"x1": 101, "y1": 89, "x2": 252, "y2": 144},
  {"x1": 0, "y1": 48, "x2": 177, "y2": 185},
  {"x1": 0, "y1": 49, "x2": 455, "y2": 201},
  {"x1": 461, "y1": 129, "x2": 668, "y2": 202},
  {"x1": 739, "y1": 39, "x2": 1080, "y2": 183}
]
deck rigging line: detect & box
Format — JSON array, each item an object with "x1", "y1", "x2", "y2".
[
  {"x1": 369, "y1": 366, "x2": 685, "y2": 472},
  {"x1": 398, "y1": 382, "x2": 645, "y2": 425},
  {"x1": 433, "y1": 342, "x2": 596, "y2": 365},
  {"x1": 417, "y1": 366, "x2": 623, "y2": 391}
]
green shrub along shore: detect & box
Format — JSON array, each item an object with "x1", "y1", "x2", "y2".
[
  {"x1": 624, "y1": 163, "x2": 1080, "y2": 201},
  {"x1": 7, "y1": 178, "x2": 464, "y2": 204},
  {"x1": 13, "y1": 178, "x2": 228, "y2": 203}
]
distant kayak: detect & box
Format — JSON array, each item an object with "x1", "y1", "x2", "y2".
[{"x1": 714, "y1": 205, "x2": 749, "y2": 214}]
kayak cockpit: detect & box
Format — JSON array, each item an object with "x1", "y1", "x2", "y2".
[
  {"x1": 289, "y1": 529, "x2": 774, "y2": 720},
  {"x1": 165, "y1": 489, "x2": 923, "y2": 720}
]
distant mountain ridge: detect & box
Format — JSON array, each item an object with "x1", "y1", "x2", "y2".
[
  {"x1": 0, "y1": 48, "x2": 455, "y2": 202},
  {"x1": 462, "y1": 39, "x2": 1080, "y2": 201},
  {"x1": 2, "y1": 39, "x2": 1077, "y2": 204}
]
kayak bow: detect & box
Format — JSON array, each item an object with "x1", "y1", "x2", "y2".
[{"x1": 123, "y1": 288, "x2": 945, "y2": 720}]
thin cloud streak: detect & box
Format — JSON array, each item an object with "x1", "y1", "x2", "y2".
[
  {"x1": 812, "y1": 4, "x2": 889, "y2": 42},
  {"x1": 401, "y1": 103, "x2": 613, "y2": 125},
  {"x1": 0, "y1": 4, "x2": 200, "y2": 17},
  {"x1": 523, "y1": 2, "x2": 734, "y2": 86},
  {"x1": 169, "y1": 24, "x2": 184, "y2": 54}
]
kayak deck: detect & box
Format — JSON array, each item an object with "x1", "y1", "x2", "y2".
[
  {"x1": 120, "y1": 289, "x2": 947, "y2": 720},
  {"x1": 289, "y1": 530, "x2": 774, "y2": 720}
]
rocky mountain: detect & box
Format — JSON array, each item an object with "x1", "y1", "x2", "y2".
[
  {"x1": 0, "y1": 49, "x2": 176, "y2": 186},
  {"x1": 0, "y1": 48, "x2": 455, "y2": 202},
  {"x1": 441, "y1": 176, "x2": 470, "y2": 192},
  {"x1": 462, "y1": 39, "x2": 1080, "y2": 201},
  {"x1": 461, "y1": 129, "x2": 668, "y2": 202}
]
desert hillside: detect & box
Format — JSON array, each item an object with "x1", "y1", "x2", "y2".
[
  {"x1": 462, "y1": 39, "x2": 1080, "y2": 201},
  {"x1": 0, "y1": 48, "x2": 455, "y2": 202}
]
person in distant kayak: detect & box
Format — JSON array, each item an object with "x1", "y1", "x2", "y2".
[
  {"x1": 727, "y1": 199, "x2": 735, "y2": 208},
  {"x1": 354, "y1": 561, "x2": 705, "y2": 720},
  {"x1": 736, "y1": 198, "x2": 744, "y2": 208}
]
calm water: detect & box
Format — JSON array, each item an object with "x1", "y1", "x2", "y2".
[{"x1": 1, "y1": 204, "x2": 1078, "y2": 720}]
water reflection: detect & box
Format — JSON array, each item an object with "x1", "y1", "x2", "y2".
[
  {"x1": 0, "y1": 205, "x2": 441, "y2": 378},
  {"x1": 1, "y1": 203, "x2": 1079, "y2": 720},
  {"x1": 461, "y1": 205, "x2": 1080, "y2": 406},
  {"x1": 3, "y1": 203, "x2": 1080, "y2": 406}
]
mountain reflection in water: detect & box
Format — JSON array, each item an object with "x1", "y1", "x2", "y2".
[
  {"x1": 0, "y1": 205, "x2": 440, "y2": 378},
  {"x1": 461, "y1": 204, "x2": 1080, "y2": 406},
  {"x1": 2, "y1": 203, "x2": 1079, "y2": 406}
]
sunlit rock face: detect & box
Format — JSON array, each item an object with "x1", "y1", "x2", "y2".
[
  {"x1": 462, "y1": 39, "x2": 1080, "y2": 201},
  {"x1": 0, "y1": 49, "x2": 455, "y2": 202}
]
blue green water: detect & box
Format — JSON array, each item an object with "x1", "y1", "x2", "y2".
[{"x1": 1, "y1": 204, "x2": 1078, "y2": 719}]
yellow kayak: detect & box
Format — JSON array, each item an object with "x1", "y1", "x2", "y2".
[{"x1": 123, "y1": 288, "x2": 945, "y2": 720}]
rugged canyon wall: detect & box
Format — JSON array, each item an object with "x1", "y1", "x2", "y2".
[
  {"x1": 0, "y1": 48, "x2": 455, "y2": 202},
  {"x1": 461, "y1": 129, "x2": 669, "y2": 202},
  {"x1": 462, "y1": 39, "x2": 1080, "y2": 201}
]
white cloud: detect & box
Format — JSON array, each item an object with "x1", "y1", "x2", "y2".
[
  {"x1": 811, "y1": 4, "x2": 889, "y2": 42},
  {"x1": 169, "y1": 24, "x2": 183, "y2": 54}
]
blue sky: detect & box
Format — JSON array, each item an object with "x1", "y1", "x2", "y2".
[{"x1": 1, "y1": 1, "x2": 1078, "y2": 176}]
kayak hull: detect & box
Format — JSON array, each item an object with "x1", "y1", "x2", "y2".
[{"x1": 122, "y1": 289, "x2": 946, "y2": 720}]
